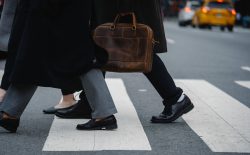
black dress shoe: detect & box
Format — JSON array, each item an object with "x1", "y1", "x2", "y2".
[
  {"x1": 151, "y1": 95, "x2": 194, "y2": 123},
  {"x1": 55, "y1": 99, "x2": 92, "y2": 119},
  {"x1": 43, "y1": 104, "x2": 75, "y2": 114},
  {"x1": 0, "y1": 112, "x2": 20, "y2": 133},
  {"x1": 76, "y1": 115, "x2": 117, "y2": 130}
]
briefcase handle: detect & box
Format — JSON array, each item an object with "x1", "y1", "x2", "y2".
[{"x1": 111, "y1": 12, "x2": 137, "y2": 31}]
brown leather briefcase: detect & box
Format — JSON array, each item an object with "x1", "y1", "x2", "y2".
[{"x1": 92, "y1": 12, "x2": 154, "y2": 73}]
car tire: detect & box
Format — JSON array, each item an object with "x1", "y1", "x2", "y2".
[
  {"x1": 220, "y1": 26, "x2": 225, "y2": 31},
  {"x1": 227, "y1": 26, "x2": 234, "y2": 32},
  {"x1": 179, "y1": 22, "x2": 186, "y2": 27},
  {"x1": 198, "y1": 24, "x2": 206, "y2": 29}
]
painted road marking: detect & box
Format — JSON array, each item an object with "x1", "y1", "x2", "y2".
[
  {"x1": 176, "y1": 80, "x2": 250, "y2": 153},
  {"x1": 235, "y1": 81, "x2": 250, "y2": 89},
  {"x1": 166, "y1": 38, "x2": 175, "y2": 44},
  {"x1": 43, "y1": 78, "x2": 151, "y2": 151},
  {"x1": 138, "y1": 89, "x2": 147, "y2": 92},
  {"x1": 241, "y1": 66, "x2": 250, "y2": 72},
  {"x1": 0, "y1": 70, "x2": 3, "y2": 77}
]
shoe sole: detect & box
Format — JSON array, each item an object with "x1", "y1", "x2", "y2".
[
  {"x1": 0, "y1": 123, "x2": 18, "y2": 133},
  {"x1": 151, "y1": 103, "x2": 194, "y2": 123},
  {"x1": 43, "y1": 111, "x2": 56, "y2": 114},
  {"x1": 55, "y1": 113, "x2": 92, "y2": 119},
  {"x1": 76, "y1": 123, "x2": 118, "y2": 131}
]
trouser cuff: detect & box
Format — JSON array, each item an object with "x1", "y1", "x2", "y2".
[
  {"x1": 91, "y1": 108, "x2": 117, "y2": 119},
  {"x1": 163, "y1": 87, "x2": 183, "y2": 106}
]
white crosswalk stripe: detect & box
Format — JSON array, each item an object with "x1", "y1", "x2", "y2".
[
  {"x1": 0, "y1": 70, "x2": 3, "y2": 79},
  {"x1": 166, "y1": 38, "x2": 176, "y2": 44},
  {"x1": 176, "y1": 80, "x2": 250, "y2": 153},
  {"x1": 43, "y1": 78, "x2": 151, "y2": 151},
  {"x1": 235, "y1": 81, "x2": 250, "y2": 89},
  {"x1": 241, "y1": 66, "x2": 250, "y2": 72}
]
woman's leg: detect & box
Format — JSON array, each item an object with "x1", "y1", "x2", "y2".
[
  {"x1": 0, "y1": 61, "x2": 13, "y2": 102},
  {"x1": 54, "y1": 72, "x2": 107, "y2": 119},
  {"x1": 54, "y1": 89, "x2": 76, "y2": 109},
  {"x1": 0, "y1": 88, "x2": 6, "y2": 103},
  {"x1": 43, "y1": 88, "x2": 78, "y2": 114}
]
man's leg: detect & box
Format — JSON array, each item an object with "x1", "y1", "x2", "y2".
[
  {"x1": 143, "y1": 54, "x2": 193, "y2": 123},
  {"x1": 0, "y1": 84, "x2": 37, "y2": 118},
  {"x1": 0, "y1": 84, "x2": 37, "y2": 132},
  {"x1": 80, "y1": 69, "x2": 117, "y2": 119},
  {"x1": 77, "y1": 69, "x2": 117, "y2": 130},
  {"x1": 144, "y1": 54, "x2": 183, "y2": 106}
]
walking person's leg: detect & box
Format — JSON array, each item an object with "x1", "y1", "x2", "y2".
[
  {"x1": 54, "y1": 72, "x2": 107, "y2": 119},
  {"x1": 55, "y1": 90, "x2": 92, "y2": 119},
  {"x1": 0, "y1": 84, "x2": 37, "y2": 132},
  {"x1": 143, "y1": 54, "x2": 194, "y2": 123},
  {"x1": 0, "y1": 56, "x2": 14, "y2": 102},
  {"x1": 77, "y1": 69, "x2": 117, "y2": 130},
  {"x1": 43, "y1": 89, "x2": 77, "y2": 114}
]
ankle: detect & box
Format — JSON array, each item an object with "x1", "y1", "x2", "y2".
[
  {"x1": 177, "y1": 93, "x2": 185, "y2": 102},
  {"x1": 95, "y1": 115, "x2": 113, "y2": 121},
  {"x1": 2, "y1": 112, "x2": 17, "y2": 120},
  {"x1": 55, "y1": 98, "x2": 76, "y2": 108},
  {"x1": 0, "y1": 88, "x2": 6, "y2": 102}
]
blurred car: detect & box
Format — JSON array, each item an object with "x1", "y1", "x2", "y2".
[
  {"x1": 178, "y1": 0, "x2": 201, "y2": 26},
  {"x1": 192, "y1": 0, "x2": 236, "y2": 31},
  {"x1": 242, "y1": 15, "x2": 250, "y2": 28}
]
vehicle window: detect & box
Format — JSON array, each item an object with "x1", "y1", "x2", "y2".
[
  {"x1": 191, "y1": 3, "x2": 201, "y2": 9},
  {"x1": 207, "y1": 2, "x2": 232, "y2": 9}
]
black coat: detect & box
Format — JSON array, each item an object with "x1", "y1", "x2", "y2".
[
  {"x1": 92, "y1": 0, "x2": 167, "y2": 53},
  {"x1": 7, "y1": 0, "x2": 95, "y2": 89}
]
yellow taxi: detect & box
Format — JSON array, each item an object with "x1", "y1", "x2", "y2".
[{"x1": 192, "y1": 0, "x2": 236, "y2": 31}]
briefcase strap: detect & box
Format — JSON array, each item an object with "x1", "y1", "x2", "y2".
[{"x1": 111, "y1": 12, "x2": 137, "y2": 30}]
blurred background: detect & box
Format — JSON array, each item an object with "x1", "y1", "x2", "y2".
[{"x1": 161, "y1": 0, "x2": 250, "y2": 29}]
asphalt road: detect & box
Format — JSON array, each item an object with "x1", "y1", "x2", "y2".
[{"x1": 0, "y1": 20, "x2": 250, "y2": 155}]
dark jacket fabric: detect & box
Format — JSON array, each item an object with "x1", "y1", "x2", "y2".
[
  {"x1": 92, "y1": 0, "x2": 167, "y2": 53},
  {"x1": 7, "y1": 0, "x2": 94, "y2": 89},
  {"x1": 0, "y1": 0, "x2": 18, "y2": 52}
]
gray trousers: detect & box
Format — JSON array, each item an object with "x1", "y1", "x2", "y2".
[
  {"x1": 0, "y1": 0, "x2": 18, "y2": 51},
  {"x1": 0, "y1": 69, "x2": 117, "y2": 118}
]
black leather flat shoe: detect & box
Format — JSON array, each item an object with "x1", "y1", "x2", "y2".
[
  {"x1": 0, "y1": 112, "x2": 20, "y2": 133},
  {"x1": 55, "y1": 99, "x2": 92, "y2": 119},
  {"x1": 151, "y1": 95, "x2": 194, "y2": 123},
  {"x1": 76, "y1": 115, "x2": 117, "y2": 130},
  {"x1": 43, "y1": 104, "x2": 75, "y2": 114}
]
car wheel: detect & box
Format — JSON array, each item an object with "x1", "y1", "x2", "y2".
[
  {"x1": 179, "y1": 22, "x2": 186, "y2": 27},
  {"x1": 198, "y1": 24, "x2": 206, "y2": 29},
  {"x1": 220, "y1": 26, "x2": 225, "y2": 31},
  {"x1": 207, "y1": 25, "x2": 212, "y2": 30},
  {"x1": 227, "y1": 26, "x2": 234, "y2": 32}
]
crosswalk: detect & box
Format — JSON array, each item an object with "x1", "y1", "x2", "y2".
[
  {"x1": 235, "y1": 81, "x2": 250, "y2": 89},
  {"x1": 42, "y1": 78, "x2": 250, "y2": 153},
  {"x1": 0, "y1": 69, "x2": 249, "y2": 153},
  {"x1": 43, "y1": 79, "x2": 151, "y2": 151},
  {"x1": 177, "y1": 80, "x2": 250, "y2": 153}
]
